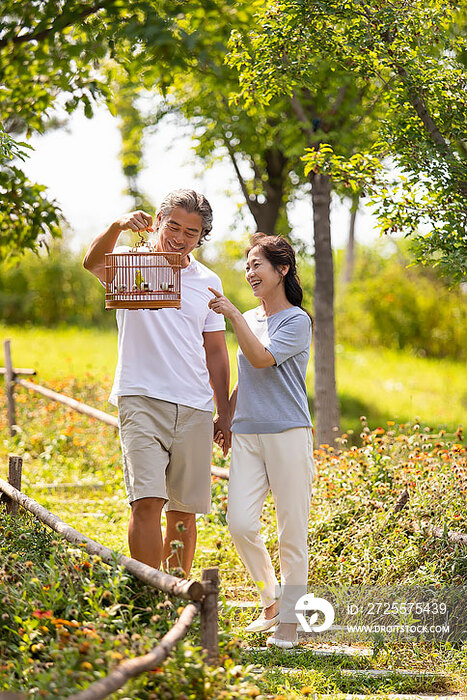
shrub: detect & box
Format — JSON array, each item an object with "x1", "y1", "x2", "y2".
[
  {"x1": 2, "y1": 238, "x2": 465, "y2": 362},
  {"x1": 335, "y1": 243, "x2": 467, "y2": 360},
  {"x1": 0, "y1": 245, "x2": 113, "y2": 327}
]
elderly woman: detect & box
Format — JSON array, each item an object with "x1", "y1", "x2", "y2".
[{"x1": 208, "y1": 233, "x2": 314, "y2": 649}]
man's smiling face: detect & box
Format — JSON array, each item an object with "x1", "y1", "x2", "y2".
[{"x1": 156, "y1": 206, "x2": 203, "y2": 267}]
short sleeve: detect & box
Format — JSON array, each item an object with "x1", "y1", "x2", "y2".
[
  {"x1": 266, "y1": 312, "x2": 311, "y2": 366},
  {"x1": 203, "y1": 276, "x2": 226, "y2": 333}
]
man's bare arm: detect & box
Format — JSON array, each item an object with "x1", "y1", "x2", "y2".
[
  {"x1": 203, "y1": 330, "x2": 231, "y2": 456},
  {"x1": 83, "y1": 210, "x2": 153, "y2": 283}
]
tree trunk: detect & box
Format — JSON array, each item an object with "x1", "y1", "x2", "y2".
[
  {"x1": 255, "y1": 148, "x2": 287, "y2": 233},
  {"x1": 250, "y1": 194, "x2": 283, "y2": 234},
  {"x1": 343, "y1": 194, "x2": 358, "y2": 284},
  {"x1": 227, "y1": 146, "x2": 287, "y2": 235},
  {"x1": 311, "y1": 173, "x2": 340, "y2": 446}
]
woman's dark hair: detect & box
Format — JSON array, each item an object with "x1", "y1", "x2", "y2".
[{"x1": 246, "y1": 232, "x2": 306, "y2": 309}]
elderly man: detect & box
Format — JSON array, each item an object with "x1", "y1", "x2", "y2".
[{"x1": 83, "y1": 189, "x2": 230, "y2": 575}]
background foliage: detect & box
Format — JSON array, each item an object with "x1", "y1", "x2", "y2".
[
  {"x1": 0, "y1": 0, "x2": 228, "y2": 260},
  {"x1": 1, "y1": 241, "x2": 465, "y2": 361},
  {"x1": 228, "y1": 0, "x2": 467, "y2": 281},
  {"x1": 0, "y1": 245, "x2": 113, "y2": 328},
  {"x1": 335, "y1": 244, "x2": 467, "y2": 361}
]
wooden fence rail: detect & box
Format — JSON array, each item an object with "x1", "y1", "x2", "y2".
[
  {"x1": 1, "y1": 339, "x2": 230, "y2": 480},
  {"x1": 0, "y1": 455, "x2": 220, "y2": 698},
  {"x1": 0, "y1": 469, "x2": 205, "y2": 601},
  {"x1": 16, "y1": 376, "x2": 119, "y2": 428},
  {"x1": 1, "y1": 338, "x2": 225, "y2": 695},
  {"x1": 70, "y1": 602, "x2": 200, "y2": 700}
]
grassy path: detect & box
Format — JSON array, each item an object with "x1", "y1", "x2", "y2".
[
  {"x1": 1, "y1": 327, "x2": 466, "y2": 696},
  {"x1": 1, "y1": 378, "x2": 466, "y2": 696}
]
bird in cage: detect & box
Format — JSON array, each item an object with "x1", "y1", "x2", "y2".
[
  {"x1": 105, "y1": 249, "x2": 181, "y2": 309},
  {"x1": 134, "y1": 269, "x2": 145, "y2": 290}
]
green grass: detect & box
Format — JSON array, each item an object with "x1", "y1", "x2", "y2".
[
  {"x1": 1, "y1": 325, "x2": 467, "y2": 697},
  {"x1": 334, "y1": 345, "x2": 467, "y2": 434},
  {"x1": 2, "y1": 416, "x2": 466, "y2": 697},
  {"x1": 0, "y1": 509, "x2": 261, "y2": 699},
  {"x1": 1, "y1": 324, "x2": 118, "y2": 383},
  {"x1": 1, "y1": 324, "x2": 466, "y2": 435}
]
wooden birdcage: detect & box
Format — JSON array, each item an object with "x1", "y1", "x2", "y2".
[{"x1": 104, "y1": 242, "x2": 182, "y2": 310}]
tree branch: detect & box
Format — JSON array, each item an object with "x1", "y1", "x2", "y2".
[
  {"x1": 289, "y1": 92, "x2": 316, "y2": 146},
  {"x1": 223, "y1": 134, "x2": 259, "y2": 217},
  {"x1": 326, "y1": 85, "x2": 349, "y2": 117},
  {"x1": 250, "y1": 156, "x2": 263, "y2": 184},
  {"x1": 350, "y1": 77, "x2": 394, "y2": 129},
  {"x1": 395, "y1": 66, "x2": 450, "y2": 154},
  {"x1": 1, "y1": 1, "x2": 113, "y2": 51},
  {"x1": 374, "y1": 20, "x2": 467, "y2": 195}
]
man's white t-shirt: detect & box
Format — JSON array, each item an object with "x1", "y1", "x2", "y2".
[{"x1": 109, "y1": 252, "x2": 225, "y2": 412}]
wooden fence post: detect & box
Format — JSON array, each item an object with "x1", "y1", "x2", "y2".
[
  {"x1": 3, "y1": 340, "x2": 17, "y2": 436},
  {"x1": 200, "y1": 567, "x2": 219, "y2": 664},
  {"x1": 5, "y1": 455, "x2": 22, "y2": 516}
]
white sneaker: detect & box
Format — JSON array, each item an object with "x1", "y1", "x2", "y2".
[
  {"x1": 266, "y1": 633, "x2": 299, "y2": 649},
  {"x1": 245, "y1": 611, "x2": 280, "y2": 633}
]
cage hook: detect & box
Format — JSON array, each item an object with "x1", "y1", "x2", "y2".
[{"x1": 131, "y1": 230, "x2": 147, "y2": 252}]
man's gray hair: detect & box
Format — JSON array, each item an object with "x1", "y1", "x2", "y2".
[{"x1": 158, "y1": 189, "x2": 213, "y2": 245}]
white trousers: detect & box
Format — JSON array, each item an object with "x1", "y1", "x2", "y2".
[{"x1": 227, "y1": 427, "x2": 314, "y2": 623}]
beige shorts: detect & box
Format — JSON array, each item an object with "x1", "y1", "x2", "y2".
[{"x1": 118, "y1": 395, "x2": 213, "y2": 513}]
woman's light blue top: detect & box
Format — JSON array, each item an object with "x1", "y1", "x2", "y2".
[{"x1": 232, "y1": 306, "x2": 312, "y2": 434}]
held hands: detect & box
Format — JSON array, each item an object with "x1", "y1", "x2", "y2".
[
  {"x1": 115, "y1": 210, "x2": 154, "y2": 233},
  {"x1": 213, "y1": 412, "x2": 232, "y2": 457},
  {"x1": 207, "y1": 288, "x2": 240, "y2": 321},
  {"x1": 208, "y1": 289, "x2": 236, "y2": 455}
]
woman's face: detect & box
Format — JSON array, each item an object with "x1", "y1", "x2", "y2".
[{"x1": 245, "y1": 246, "x2": 285, "y2": 299}]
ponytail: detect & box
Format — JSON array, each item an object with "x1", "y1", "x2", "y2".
[{"x1": 283, "y1": 267, "x2": 303, "y2": 308}]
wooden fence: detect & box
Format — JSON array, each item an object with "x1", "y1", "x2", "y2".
[
  {"x1": 1, "y1": 339, "x2": 228, "y2": 698},
  {"x1": 2, "y1": 340, "x2": 229, "y2": 479}
]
